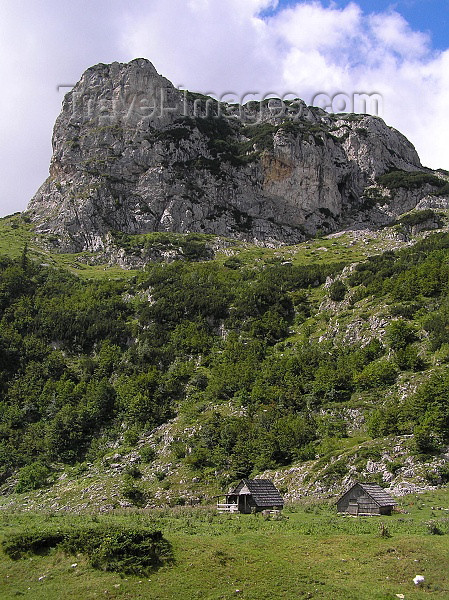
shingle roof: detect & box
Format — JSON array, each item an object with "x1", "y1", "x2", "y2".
[
  {"x1": 358, "y1": 483, "x2": 397, "y2": 507},
  {"x1": 230, "y1": 479, "x2": 284, "y2": 507}
]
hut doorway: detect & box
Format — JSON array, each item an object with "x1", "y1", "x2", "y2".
[{"x1": 238, "y1": 493, "x2": 250, "y2": 514}]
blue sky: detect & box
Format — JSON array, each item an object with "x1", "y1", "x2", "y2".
[
  {"x1": 273, "y1": 0, "x2": 449, "y2": 50},
  {"x1": 0, "y1": 0, "x2": 448, "y2": 216},
  {"x1": 336, "y1": 1, "x2": 448, "y2": 51}
]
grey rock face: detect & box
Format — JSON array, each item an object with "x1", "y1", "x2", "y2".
[{"x1": 27, "y1": 58, "x2": 427, "y2": 252}]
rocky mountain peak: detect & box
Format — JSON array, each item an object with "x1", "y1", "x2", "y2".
[
  {"x1": 62, "y1": 58, "x2": 183, "y2": 131},
  {"x1": 26, "y1": 58, "x2": 444, "y2": 254}
]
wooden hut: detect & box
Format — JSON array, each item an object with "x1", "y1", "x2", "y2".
[
  {"x1": 337, "y1": 482, "x2": 396, "y2": 516},
  {"x1": 217, "y1": 479, "x2": 284, "y2": 514}
]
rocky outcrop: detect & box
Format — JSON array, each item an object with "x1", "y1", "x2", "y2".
[
  {"x1": 262, "y1": 436, "x2": 448, "y2": 502},
  {"x1": 27, "y1": 58, "x2": 438, "y2": 252}
]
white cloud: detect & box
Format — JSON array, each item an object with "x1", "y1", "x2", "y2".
[
  {"x1": 0, "y1": 0, "x2": 448, "y2": 217},
  {"x1": 368, "y1": 11, "x2": 430, "y2": 59},
  {"x1": 121, "y1": 0, "x2": 280, "y2": 94},
  {"x1": 272, "y1": 2, "x2": 363, "y2": 52}
]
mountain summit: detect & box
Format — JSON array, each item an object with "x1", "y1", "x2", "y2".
[{"x1": 27, "y1": 58, "x2": 444, "y2": 252}]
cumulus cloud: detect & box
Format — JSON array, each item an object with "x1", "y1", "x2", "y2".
[
  {"x1": 273, "y1": 2, "x2": 363, "y2": 52},
  {"x1": 120, "y1": 0, "x2": 448, "y2": 170},
  {"x1": 121, "y1": 0, "x2": 280, "y2": 93},
  {"x1": 0, "y1": 0, "x2": 448, "y2": 216}
]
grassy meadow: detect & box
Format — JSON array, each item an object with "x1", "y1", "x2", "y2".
[
  {"x1": 0, "y1": 212, "x2": 410, "y2": 280},
  {"x1": 1, "y1": 487, "x2": 448, "y2": 600}
]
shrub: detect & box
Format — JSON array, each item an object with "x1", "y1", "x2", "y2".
[
  {"x1": 434, "y1": 182, "x2": 449, "y2": 197},
  {"x1": 124, "y1": 464, "x2": 142, "y2": 479},
  {"x1": 355, "y1": 359, "x2": 398, "y2": 390},
  {"x1": 385, "y1": 319, "x2": 417, "y2": 350},
  {"x1": 386, "y1": 459, "x2": 404, "y2": 475},
  {"x1": 426, "y1": 520, "x2": 444, "y2": 535},
  {"x1": 2, "y1": 529, "x2": 65, "y2": 559},
  {"x1": 389, "y1": 302, "x2": 421, "y2": 319},
  {"x1": 377, "y1": 170, "x2": 445, "y2": 191},
  {"x1": 223, "y1": 257, "x2": 242, "y2": 270},
  {"x1": 184, "y1": 446, "x2": 213, "y2": 469},
  {"x1": 170, "y1": 496, "x2": 187, "y2": 506},
  {"x1": 122, "y1": 475, "x2": 147, "y2": 507},
  {"x1": 317, "y1": 415, "x2": 348, "y2": 438},
  {"x1": 413, "y1": 424, "x2": 440, "y2": 454},
  {"x1": 367, "y1": 407, "x2": 399, "y2": 438},
  {"x1": 425, "y1": 464, "x2": 449, "y2": 485},
  {"x1": 438, "y1": 463, "x2": 449, "y2": 483},
  {"x1": 171, "y1": 440, "x2": 187, "y2": 459},
  {"x1": 139, "y1": 445, "x2": 156, "y2": 463},
  {"x1": 123, "y1": 426, "x2": 140, "y2": 446},
  {"x1": 328, "y1": 280, "x2": 347, "y2": 302},
  {"x1": 398, "y1": 209, "x2": 440, "y2": 227},
  {"x1": 393, "y1": 345, "x2": 425, "y2": 372},
  {"x1": 2, "y1": 525, "x2": 173, "y2": 576},
  {"x1": 320, "y1": 459, "x2": 349, "y2": 482},
  {"x1": 67, "y1": 528, "x2": 172, "y2": 575},
  {"x1": 15, "y1": 462, "x2": 52, "y2": 493}
]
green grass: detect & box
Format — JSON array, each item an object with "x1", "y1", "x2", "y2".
[
  {"x1": 0, "y1": 214, "x2": 35, "y2": 258},
  {"x1": 0, "y1": 210, "x2": 440, "y2": 283},
  {"x1": 1, "y1": 488, "x2": 449, "y2": 599},
  {"x1": 214, "y1": 230, "x2": 413, "y2": 271},
  {"x1": 0, "y1": 215, "x2": 140, "y2": 280},
  {"x1": 50, "y1": 253, "x2": 140, "y2": 280}
]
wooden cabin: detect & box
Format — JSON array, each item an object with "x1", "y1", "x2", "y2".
[
  {"x1": 337, "y1": 482, "x2": 397, "y2": 516},
  {"x1": 217, "y1": 479, "x2": 284, "y2": 514}
]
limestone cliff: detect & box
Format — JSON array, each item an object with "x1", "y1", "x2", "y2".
[{"x1": 27, "y1": 58, "x2": 443, "y2": 252}]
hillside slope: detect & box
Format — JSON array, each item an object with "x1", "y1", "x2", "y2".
[{"x1": 1, "y1": 214, "x2": 449, "y2": 509}]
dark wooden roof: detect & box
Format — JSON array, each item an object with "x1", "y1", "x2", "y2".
[
  {"x1": 229, "y1": 479, "x2": 284, "y2": 507},
  {"x1": 358, "y1": 483, "x2": 397, "y2": 506},
  {"x1": 338, "y1": 482, "x2": 396, "y2": 507}
]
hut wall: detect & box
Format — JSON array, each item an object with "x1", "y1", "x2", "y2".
[
  {"x1": 357, "y1": 494, "x2": 380, "y2": 515},
  {"x1": 337, "y1": 483, "x2": 365, "y2": 513},
  {"x1": 337, "y1": 497, "x2": 351, "y2": 513}
]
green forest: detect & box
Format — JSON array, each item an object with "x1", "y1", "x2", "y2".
[{"x1": 2, "y1": 229, "x2": 449, "y2": 495}]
